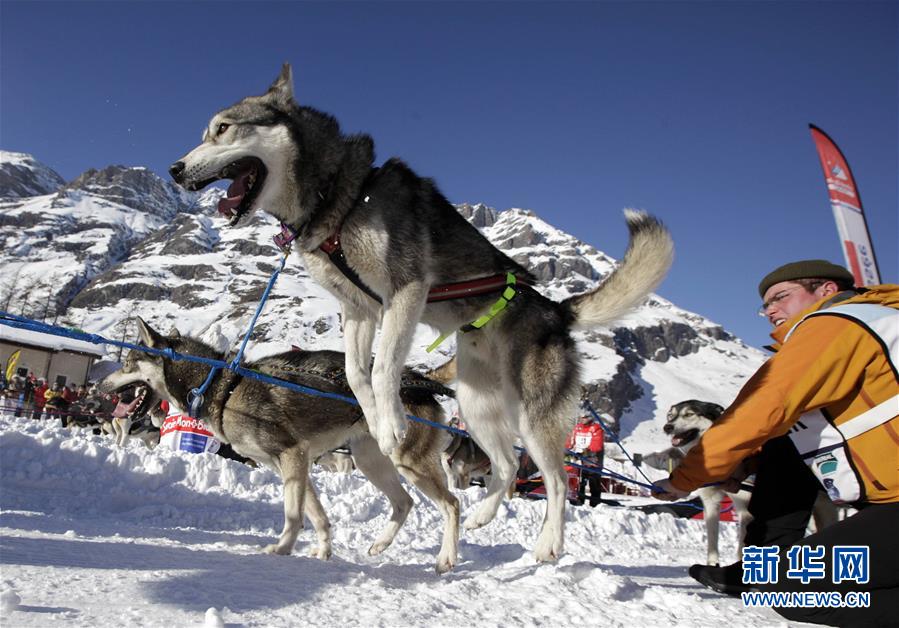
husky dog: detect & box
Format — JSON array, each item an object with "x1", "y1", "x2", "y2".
[
  {"x1": 110, "y1": 385, "x2": 151, "y2": 447},
  {"x1": 101, "y1": 319, "x2": 460, "y2": 573},
  {"x1": 127, "y1": 416, "x2": 161, "y2": 449},
  {"x1": 169, "y1": 64, "x2": 674, "y2": 562},
  {"x1": 639, "y1": 400, "x2": 752, "y2": 566},
  {"x1": 441, "y1": 432, "x2": 492, "y2": 491}
]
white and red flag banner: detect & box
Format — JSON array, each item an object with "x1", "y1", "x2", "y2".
[{"x1": 809, "y1": 124, "x2": 881, "y2": 286}]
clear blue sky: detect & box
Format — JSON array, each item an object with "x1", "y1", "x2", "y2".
[{"x1": 2, "y1": 1, "x2": 896, "y2": 348}]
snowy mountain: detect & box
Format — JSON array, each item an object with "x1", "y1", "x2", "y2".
[
  {"x1": 0, "y1": 151, "x2": 66, "y2": 198},
  {"x1": 0, "y1": 156, "x2": 208, "y2": 321},
  {"x1": 0, "y1": 152, "x2": 767, "y2": 451}
]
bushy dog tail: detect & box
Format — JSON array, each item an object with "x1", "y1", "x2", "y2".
[{"x1": 565, "y1": 209, "x2": 674, "y2": 329}]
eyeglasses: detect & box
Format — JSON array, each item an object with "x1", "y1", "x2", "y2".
[{"x1": 757, "y1": 287, "x2": 802, "y2": 316}]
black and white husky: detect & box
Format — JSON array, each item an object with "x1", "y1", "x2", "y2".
[
  {"x1": 101, "y1": 319, "x2": 460, "y2": 573},
  {"x1": 170, "y1": 64, "x2": 674, "y2": 562}
]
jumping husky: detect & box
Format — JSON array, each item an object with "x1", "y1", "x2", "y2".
[
  {"x1": 170, "y1": 64, "x2": 674, "y2": 562},
  {"x1": 101, "y1": 319, "x2": 461, "y2": 573}
]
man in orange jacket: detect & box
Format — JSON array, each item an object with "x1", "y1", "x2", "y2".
[{"x1": 653, "y1": 260, "x2": 898, "y2": 626}]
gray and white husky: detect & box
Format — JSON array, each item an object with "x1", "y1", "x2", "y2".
[
  {"x1": 639, "y1": 400, "x2": 839, "y2": 565},
  {"x1": 638, "y1": 400, "x2": 752, "y2": 566},
  {"x1": 170, "y1": 64, "x2": 674, "y2": 562},
  {"x1": 101, "y1": 319, "x2": 460, "y2": 573}
]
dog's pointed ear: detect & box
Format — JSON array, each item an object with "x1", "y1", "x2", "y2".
[
  {"x1": 136, "y1": 317, "x2": 165, "y2": 349},
  {"x1": 704, "y1": 402, "x2": 726, "y2": 420},
  {"x1": 267, "y1": 63, "x2": 294, "y2": 105},
  {"x1": 167, "y1": 325, "x2": 181, "y2": 339}
]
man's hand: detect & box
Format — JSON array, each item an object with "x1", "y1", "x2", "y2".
[
  {"x1": 651, "y1": 478, "x2": 691, "y2": 501},
  {"x1": 721, "y1": 457, "x2": 756, "y2": 493}
]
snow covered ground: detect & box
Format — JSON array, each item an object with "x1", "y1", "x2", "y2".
[{"x1": 0, "y1": 413, "x2": 794, "y2": 628}]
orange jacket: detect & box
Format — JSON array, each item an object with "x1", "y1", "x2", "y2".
[{"x1": 670, "y1": 285, "x2": 899, "y2": 505}]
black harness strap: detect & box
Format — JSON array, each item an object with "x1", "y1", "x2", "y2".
[
  {"x1": 318, "y1": 232, "x2": 384, "y2": 304},
  {"x1": 273, "y1": 165, "x2": 528, "y2": 309}
]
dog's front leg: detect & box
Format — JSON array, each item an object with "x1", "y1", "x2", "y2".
[
  {"x1": 343, "y1": 304, "x2": 381, "y2": 441},
  {"x1": 264, "y1": 446, "x2": 309, "y2": 556},
  {"x1": 370, "y1": 281, "x2": 428, "y2": 455},
  {"x1": 700, "y1": 491, "x2": 721, "y2": 566}
]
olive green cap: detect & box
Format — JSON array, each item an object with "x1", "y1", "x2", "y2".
[{"x1": 758, "y1": 259, "x2": 855, "y2": 298}]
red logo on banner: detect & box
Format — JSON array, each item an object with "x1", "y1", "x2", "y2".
[{"x1": 809, "y1": 125, "x2": 880, "y2": 286}]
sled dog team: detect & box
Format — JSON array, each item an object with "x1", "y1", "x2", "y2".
[{"x1": 105, "y1": 64, "x2": 675, "y2": 572}]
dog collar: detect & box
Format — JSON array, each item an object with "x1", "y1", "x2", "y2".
[{"x1": 273, "y1": 222, "x2": 300, "y2": 253}]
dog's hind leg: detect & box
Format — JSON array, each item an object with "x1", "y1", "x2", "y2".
[
  {"x1": 370, "y1": 282, "x2": 428, "y2": 455},
  {"x1": 264, "y1": 445, "x2": 310, "y2": 556},
  {"x1": 514, "y1": 339, "x2": 578, "y2": 563},
  {"x1": 517, "y1": 410, "x2": 569, "y2": 563},
  {"x1": 302, "y1": 481, "x2": 332, "y2": 560},
  {"x1": 457, "y1": 382, "x2": 519, "y2": 531},
  {"x1": 351, "y1": 435, "x2": 414, "y2": 556}
]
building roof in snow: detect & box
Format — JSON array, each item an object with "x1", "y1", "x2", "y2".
[{"x1": 0, "y1": 324, "x2": 106, "y2": 358}]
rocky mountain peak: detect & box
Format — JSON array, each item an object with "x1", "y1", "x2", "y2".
[
  {"x1": 64, "y1": 165, "x2": 195, "y2": 219},
  {"x1": 0, "y1": 151, "x2": 66, "y2": 198},
  {"x1": 456, "y1": 203, "x2": 498, "y2": 228}
]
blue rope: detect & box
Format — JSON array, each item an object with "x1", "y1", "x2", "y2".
[
  {"x1": 188, "y1": 253, "x2": 289, "y2": 417},
  {"x1": 230, "y1": 254, "x2": 288, "y2": 371},
  {"x1": 0, "y1": 310, "x2": 662, "y2": 493},
  {"x1": 0, "y1": 309, "x2": 461, "y2": 434},
  {"x1": 582, "y1": 399, "x2": 657, "y2": 487}
]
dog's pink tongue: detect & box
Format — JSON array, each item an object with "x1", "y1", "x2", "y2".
[{"x1": 217, "y1": 173, "x2": 250, "y2": 216}]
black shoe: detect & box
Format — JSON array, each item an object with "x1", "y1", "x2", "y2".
[{"x1": 688, "y1": 562, "x2": 754, "y2": 597}]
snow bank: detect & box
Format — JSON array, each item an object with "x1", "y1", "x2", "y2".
[{"x1": 0, "y1": 415, "x2": 790, "y2": 626}]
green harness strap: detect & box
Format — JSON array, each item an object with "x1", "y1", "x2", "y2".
[{"x1": 426, "y1": 273, "x2": 520, "y2": 353}]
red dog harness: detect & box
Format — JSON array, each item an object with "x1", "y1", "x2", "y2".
[{"x1": 274, "y1": 221, "x2": 529, "y2": 306}]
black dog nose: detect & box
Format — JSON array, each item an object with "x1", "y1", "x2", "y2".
[
  {"x1": 169, "y1": 161, "x2": 185, "y2": 183},
  {"x1": 663, "y1": 423, "x2": 674, "y2": 434}
]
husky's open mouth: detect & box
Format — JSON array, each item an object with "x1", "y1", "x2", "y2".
[
  {"x1": 215, "y1": 157, "x2": 267, "y2": 226},
  {"x1": 670, "y1": 428, "x2": 700, "y2": 448},
  {"x1": 113, "y1": 384, "x2": 156, "y2": 420}
]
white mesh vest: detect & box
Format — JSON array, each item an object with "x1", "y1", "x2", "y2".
[{"x1": 784, "y1": 303, "x2": 899, "y2": 504}]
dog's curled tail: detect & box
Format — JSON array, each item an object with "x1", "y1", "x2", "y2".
[{"x1": 565, "y1": 209, "x2": 674, "y2": 329}]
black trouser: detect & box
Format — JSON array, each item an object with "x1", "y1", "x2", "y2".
[
  {"x1": 578, "y1": 473, "x2": 602, "y2": 506},
  {"x1": 744, "y1": 435, "x2": 898, "y2": 625},
  {"x1": 744, "y1": 435, "x2": 823, "y2": 547},
  {"x1": 577, "y1": 457, "x2": 603, "y2": 506},
  {"x1": 762, "y1": 502, "x2": 899, "y2": 627}
]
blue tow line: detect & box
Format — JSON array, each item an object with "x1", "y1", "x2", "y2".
[
  {"x1": 188, "y1": 252, "x2": 288, "y2": 417},
  {"x1": 582, "y1": 399, "x2": 657, "y2": 488},
  {"x1": 0, "y1": 263, "x2": 666, "y2": 493}
]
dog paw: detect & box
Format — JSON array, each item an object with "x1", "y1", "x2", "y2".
[
  {"x1": 462, "y1": 507, "x2": 496, "y2": 531},
  {"x1": 368, "y1": 540, "x2": 391, "y2": 556},
  {"x1": 310, "y1": 545, "x2": 332, "y2": 560},
  {"x1": 533, "y1": 530, "x2": 563, "y2": 563},
  {"x1": 375, "y1": 423, "x2": 404, "y2": 456},
  {"x1": 262, "y1": 543, "x2": 292, "y2": 555},
  {"x1": 435, "y1": 556, "x2": 456, "y2": 575}
]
